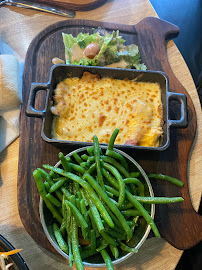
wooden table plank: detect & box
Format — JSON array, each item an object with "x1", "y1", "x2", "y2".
[{"x1": 0, "y1": 0, "x2": 201, "y2": 269}]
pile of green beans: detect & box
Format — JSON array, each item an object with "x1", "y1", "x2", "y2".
[{"x1": 33, "y1": 129, "x2": 184, "y2": 270}]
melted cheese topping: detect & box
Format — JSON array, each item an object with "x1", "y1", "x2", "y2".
[{"x1": 51, "y1": 72, "x2": 163, "y2": 146}]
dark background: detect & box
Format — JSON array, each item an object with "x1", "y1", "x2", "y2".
[{"x1": 149, "y1": 1, "x2": 202, "y2": 269}]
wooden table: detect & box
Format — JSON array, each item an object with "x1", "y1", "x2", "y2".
[{"x1": 0, "y1": 0, "x2": 201, "y2": 269}]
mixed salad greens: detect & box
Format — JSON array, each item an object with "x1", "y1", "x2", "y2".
[{"x1": 62, "y1": 29, "x2": 147, "y2": 70}]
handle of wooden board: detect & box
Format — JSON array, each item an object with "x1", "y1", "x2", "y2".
[{"x1": 134, "y1": 17, "x2": 202, "y2": 250}]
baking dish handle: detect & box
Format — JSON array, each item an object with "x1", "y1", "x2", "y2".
[
  {"x1": 167, "y1": 92, "x2": 188, "y2": 128},
  {"x1": 26, "y1": 83, "x2": 49, "y2": 118}
]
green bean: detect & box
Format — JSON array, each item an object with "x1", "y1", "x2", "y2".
[
  {"x1": 59, "y1": 152, "x2": 71, "y2": 172},
  {"x1": 100, "y1": 249, "x2": 114, "y2": 270},
  {"x1": 79, "y1": 189, "x2": 88, "y2": 206},
  {"x1": 73, "y1": 152, "x2": 83, "y2": 164},
  {"x1": 105, "y1": 206, "x2": 124, "y2": 230},
  {"x1": 84, "y1": 190, "x2": 104, "y2": 233},
  {"x1": 60, "y1": 196, "x2": 67, "y2": 234},
  {"x1": 69, "y1": 163, "x2": 86, "y2": 175},
  {"x1": 68, "y1": 182, "x2": 74, "y2": 194},
  {"x1": 53, "y1": 223, "x2": 69, "y2": 254},
  {"x1": 81, "y1": 154, "x2": 89, "y2": 161},
  {"x1": 46, "y1": 193, "x2": 62, "y2": 207},
  {"x1": 76, "y1": 198, "x2": 87, "y2": 240},
  {"x1": 65, "y1": 197, "x2": 73, "y2": 266},
  {"x1": 84, "y1": 173, "x2": 132, "y2": 240},
  {"x1": 61, "y1": 187, "x2": 71, "y2": 200},
  {"x1": 93, "y1": 135, "x2": 105, "y2": 189},
  {"x1": 109, "y1": 245, "x2": 119, "y2": 259},
  {"x1": 119, "y1": 242, "x2": 138, "y2": 253},
  {"x1": 134, "y1": 196, "x2": 184, "y2": 204},
  {"x1": 147, "y1": 174, "x2": 184, "y2": 187},
  {"x1": 73, "y1": 182, "x2": 80, "y2": 194},
  {"x1": 76, "y1": 198, "x2": 81, "y2": 212},
  {"x1": 130, "y1": 172, "x2": 141, "y2": 178},
  {"x1": 124, "y1": 178, "x2": 144, "y2": 196},
  {"x1": 100, "y1": 231, "x2": 118, "y2": 246},
  {"x1": 49, "y1": 170, "x2": 60, "y2": 179},
  {"x1": 88, "y1": 209, "x2": 100, "y2": 237},
  {"x1": 89, "y1": 230, "x2": 96, "y2": 253},
  {"x1": 68, "y1": 235, "x2": 73, "y2": 267},
  {"x1": 53, "y1": 170, "x2": 114, "y2": 228},
  {"x1": 33, "y1": 169, "x2": 48, "y2": 199},
  {"x1": 107, "y1": 128, "x2": 119, "y2": 151},
  {"x1": 65, "y1": 203, "x2": 72, "y2": 235},
  {"x1": 37, "y1": 168, "x2": 55, "y2": 185},
  {"x1": 33, "y1": 170, "x2": 62, "y2": 223},
  {"x1": 81, "y1": 250, "x2": 98, "y2": 260},
  {"x1": 49, "y1": 177, "x2": 68, "y2": 193},
  {"x1": 121, "y1": 210, "x2": 142, "y2": 217},
  {"x1": 44, "y1": 181, "x2": 50, "y2": 192},
  {"x1": 119, "y1": 201, "x2": 134, "y2": 210},
  {"x1": 87, "y1": 156, "x2": 95, "y2": 163},
  {"x1": 105, "y1": 226, "x2": 127, "y2": 241},
  {"x1": 59, "y1": 219, "x2": 66, "y2": 236},
  {"x1": 96, "y1": 239, "x2": 109, "y2": 252},
  {"x1": 81, "y1": 248, "x2": 98, "y2": 260},
  {"x1": 87, "y1": 146, "x2": 94, "y2": 156},
  {"x1": 38, "y1": 168, "x2": 63, "y2": 201},
  {"x1": 69, "y1": 195, "x2": 76, "y2": 206},
  {"x1": 101, "y1": 156, "x2": 130, "y2": 178},
  {"x1": 109, "y1": 198, "x2": 119, "y2": 206},
  {"x1": 102, "y1": 168, "x2": 118, "y2": 188},
  {"x1": 76, "y1": 191, "x2": 82, "y2": 200},
  {"x1": 83, "y1": 163, "x2": 96, "y2": 178},
  {"x1": 71, "y1": 217, "x2": 84, "y2": 270},
  {"x1": 105, "y1": 185, "x2": 119, "y2": 197},
  {"x1": 106, "y1": 149, "x2": 129, "y2": 171},
  {"x1": 128, "y1": 183, "x2": 138, "y2": 195},
  {"x1": 80, "y1": 162, "x2": 91, "y2": 169},
  {"x1": 102, "y1": 163, "x2": 125, "y2": 207},
  {"x1": 125, "y1": 190, "x2": 160, "y2": 238},
  {"x1": 103, "y1": 166, "x2": 159, "y2": 237},
  {"x1": 43, "y1": 165, "x2": 68, "y2": 176},
  {"x1": 65, "y1": 200, "x2": 88, "y2": 231},
  {"x1": 80, "y1": 199, "x2": 90, "y2": 228},
  {"x1": 34, "y1": 128, "x2": 187, "y2": 268},
  {"x1": 127, "y1": 221, "x2": 138, "y2": 233},
  {"x1": 106, "y1": 190, "x2": 114, "y2": 198}
]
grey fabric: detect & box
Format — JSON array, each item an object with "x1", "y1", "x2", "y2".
[{"x1": 150, "y1": 0, "x2": 202, "y2": 87}]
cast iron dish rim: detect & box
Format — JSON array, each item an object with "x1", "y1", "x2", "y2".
[
  {"x1": 0, "y1": 234, "x2": 29, "y2": 270},
  {"x1": 39, "y1": 146, "x2": 155, "y2": 268}
]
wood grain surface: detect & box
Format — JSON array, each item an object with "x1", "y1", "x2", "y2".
[
  {"x1": 1, "y1": 1, "x2": 202, "y2": 269},
  {"x1": 34, "y1": 0, "x2": 107, "y2": 11},
  {"x1": 17, "y1": 17, "x2": 202, "y2": 256}
]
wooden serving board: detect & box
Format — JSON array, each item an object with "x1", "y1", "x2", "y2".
[
  {"x1": 17, "y1": 17, "x2": 202, "y2": 253},
  {"x1": 34, "y1": 0, "x2": 107, "y2": 11}
]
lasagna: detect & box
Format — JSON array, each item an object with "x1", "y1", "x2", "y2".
[{"x1": 51, "y1": 72, "x2": 163, "y2": 147}]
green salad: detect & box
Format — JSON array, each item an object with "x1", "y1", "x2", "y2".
[{"x1": 62, "y1": 30, "x2": 147, "y2": 70}]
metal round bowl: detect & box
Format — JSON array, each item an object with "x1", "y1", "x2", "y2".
[{"x1": 39, "y1": 146, "x2": 155, "y2": 268}]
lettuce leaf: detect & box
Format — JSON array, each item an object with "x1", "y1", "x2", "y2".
[{"x1": 62, "y1": 30, "x2": 146, "y2": 70}]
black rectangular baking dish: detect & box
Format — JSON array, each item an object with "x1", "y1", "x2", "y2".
[{"x1": 26, "y1": 64, "x2": 187, "y2": 151}]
